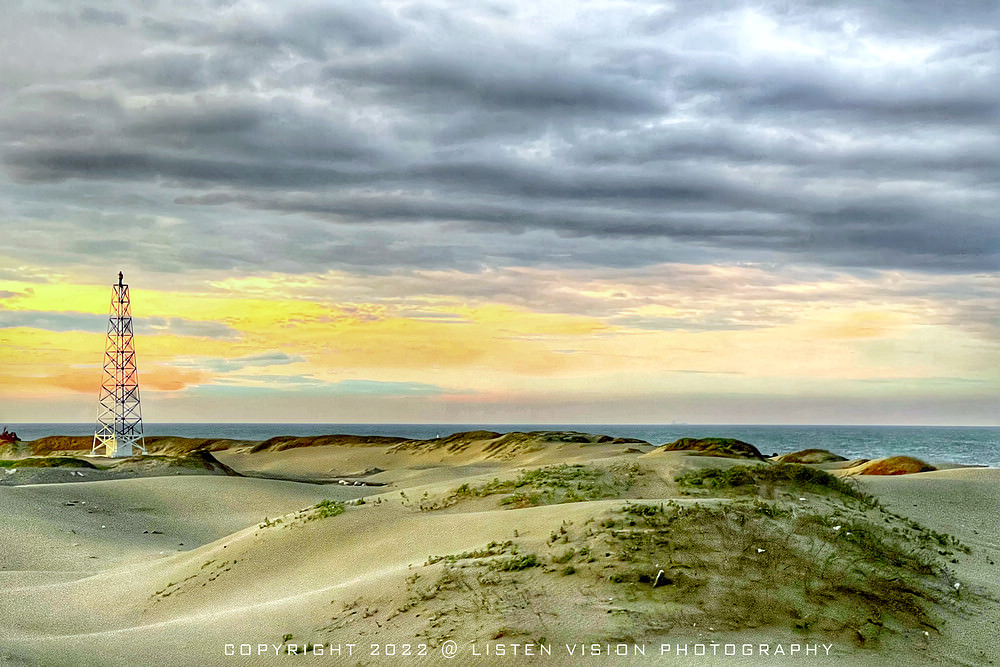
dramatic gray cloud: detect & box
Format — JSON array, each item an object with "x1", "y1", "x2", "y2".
[{"x1": 0, "y1": 0, "x2": 998, "y2": 279}]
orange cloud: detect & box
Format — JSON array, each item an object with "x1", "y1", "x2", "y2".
[{"x1": 138, "y1": 366, "x2": 213, "y2": 392}]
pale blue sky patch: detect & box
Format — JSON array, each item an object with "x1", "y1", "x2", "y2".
[
  {"x1": 330, "y1": 379, "x2": 448, "y2": 397},
  {"x1": 171, "y1": 352, "x2": 305, "y2": 373},
  {"x1": 189, "y1": 377, "x2": 448, "y2": 398}
]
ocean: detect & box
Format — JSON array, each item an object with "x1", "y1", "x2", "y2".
[{"x1": 5, "y1": 423, "x2": 1000, "y2": 468}]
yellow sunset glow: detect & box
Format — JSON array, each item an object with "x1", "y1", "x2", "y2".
[{"x1": 3, "y1": 260, "x2": 996, "y2": 426}]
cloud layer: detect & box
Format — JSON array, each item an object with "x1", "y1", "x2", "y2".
[
  {"x1": 2, "y1": 0, "x2": 998, "y2": 276},
  {"x1": 0, "y1": 1, "x2": 997, "y2": 424}
]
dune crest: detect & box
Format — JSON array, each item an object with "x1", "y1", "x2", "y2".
[
  {"x1": 773, "y1": 449, "x2": 848, "y2": 464},
  {"x1": 654, "y1": 437, "x2": 767, "y2": 460},
  {"x1": 845, "y1": 456, "x2": 937, "y2": 476}
]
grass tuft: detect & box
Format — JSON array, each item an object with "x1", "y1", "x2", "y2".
[{"x1": 310, "y1": 499, "x2": 346, "y2": 519}]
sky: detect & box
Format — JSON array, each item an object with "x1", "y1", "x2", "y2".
[{"x1": 0, "y1": 0, "x2": 997, "y2": 426}]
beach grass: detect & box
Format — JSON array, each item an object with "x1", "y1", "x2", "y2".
[{"x1": 432, "y1": 463, "x2": 637, "y2": 510}]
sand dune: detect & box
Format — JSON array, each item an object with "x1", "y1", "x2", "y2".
[
  {"x1": 842, "y1": 456, "x2": 936, "y2": 476},
  {"x1": 15, "y1": 436, "x2": 254, "y2": 457},
  {"x1": 2, "y1": 431, "x2": 998, "y2": 666},
  {"x1": 0, "y1": 476, "x2": 362, "y2": 571}
]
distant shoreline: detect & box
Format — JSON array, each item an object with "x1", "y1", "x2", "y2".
[{"x1": 5, "y1": 423, "x2": 999, "y2": 468}]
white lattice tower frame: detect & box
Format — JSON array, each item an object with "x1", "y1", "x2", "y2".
[{"x1": 92, "y1": 273, "x2": 146, "y2": 457}]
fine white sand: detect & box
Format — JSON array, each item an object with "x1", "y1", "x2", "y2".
[{"x1": 1, "y1": 437, "x2": 997, "y2": 667}]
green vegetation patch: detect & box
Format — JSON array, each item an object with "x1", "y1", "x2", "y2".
[
  {"x1": 310, "y1": 499, "x2": 346, "y2": 520},
  {"x1": 676, "y1": 463, "x2": 872, "y2": 504},
  {"x1": 445, "y1": 463, "x2": 637, "y2": 509}
]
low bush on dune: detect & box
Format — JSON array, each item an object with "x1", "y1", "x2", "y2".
[
  {"x1": 659, "y1": 437, "x2": 766, "y2": 460},
  {"x1": 311, "y1": 499, "x2": 346, "y2": 519}
]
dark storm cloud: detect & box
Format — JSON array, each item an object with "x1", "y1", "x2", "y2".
[
  {"x1": 0, "y1": 0, "x2": 998, "y2": 275},
  {"x1": 322, "y1": 49, "x2": 665, "y2": 113},
  {"x1": 6, "y1": 148, "x2": 371, "y2": 187},
  {"x1": 5, "y1": 91, "x2": 378, "y2": 180}
]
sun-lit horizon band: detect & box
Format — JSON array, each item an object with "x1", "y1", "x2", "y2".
[{"x1": 2, "y1": 265, "x2": 996, "y2": 426}]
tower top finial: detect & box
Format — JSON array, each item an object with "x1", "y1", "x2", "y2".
[{"x1": 118, "y1": 271, "x2": 123, "y2": 287}]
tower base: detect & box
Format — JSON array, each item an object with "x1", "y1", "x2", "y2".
[{"x1": 92, "y1": 433, "x2": 146, "y2": 458}]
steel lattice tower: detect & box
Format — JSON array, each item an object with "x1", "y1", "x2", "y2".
[{"x1": 92, "y1": 271, "x2": 146, "y2": 457}]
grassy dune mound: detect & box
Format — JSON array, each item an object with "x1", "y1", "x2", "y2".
[
  {"x1": 585, "y1": 500, "x2": 958, "y2": 645},
  {"x1": 383, "y1": 496, "x2": 966, "y2": 651},
  {"x1": 774, "y1": 448, "x2": 849, "y2": 464},
  {"x1": 378, "y1": 460, "x2": 969, "y2": 650},
  {"x1": 388, "y1": 430, "x2": 649, "y2": 459},
  {"x1": 27, "y1": 435, "x2": 252, "y2": 457},
  {"x1": 387, "y1": 430, "x2": 501, "y2": 455},
  {"x1": 0, "y1": 451, "x2": 242, "y2": 484},
  {"x1": 849, "y1": 456, "x2": 937, "y2": 476},
  {"x1": 115, "y1": 450, "x2": 243, "y2": 476},
  {"x1": 250, "y1": 434, "x2": 410, "y2": 453},
  {"x1": 0, "y1": 456, "x2": 98, "y2": 469},
  {"x1": 24, "y1": 435, "x2": 92, "y2": 454},
  {"x1": 23, "y1": 430, "x2": 651, "y2": 465},
  {"x1": 676, "y1": 463, "x2": 870, "y2": 502},
  {"x1": 658, "y1": 437, "x2": 767, "y2": 460}
]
